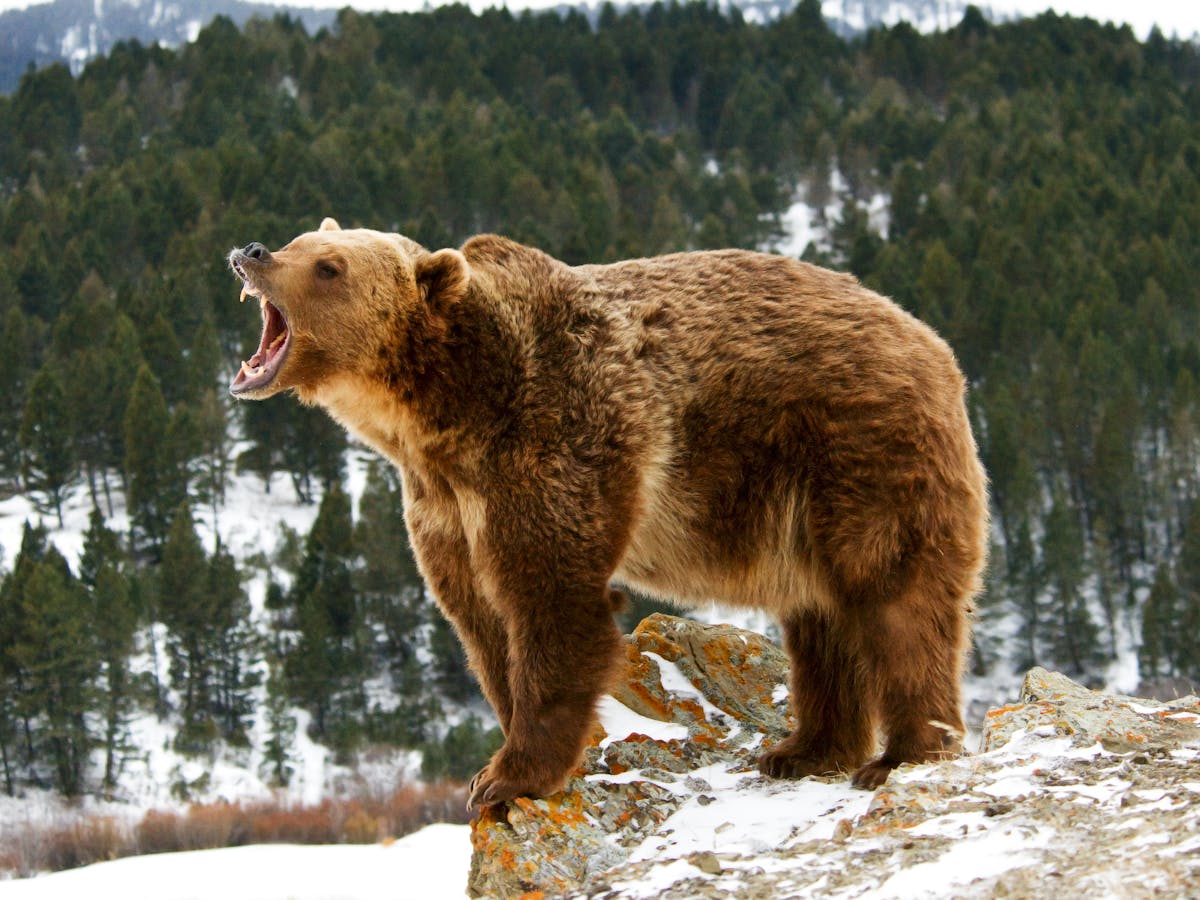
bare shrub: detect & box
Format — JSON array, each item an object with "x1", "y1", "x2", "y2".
[
  {"x1": 42, "y1": 817, "x2": 126, "y2": 871},
  {"x1": 180, "y1": 801, "x2": 242, "y2": 850},
  {"x1": 135, "y1": 808, "x2": 183, "y2": 855},
  {"x1": 243, "y1": 800, "x2": 336, "y2": 844},
  {"x1": 3, "y1": 778, "x2": 472, "y2": 880}
]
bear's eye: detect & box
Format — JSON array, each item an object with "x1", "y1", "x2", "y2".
[{"x1": 316, "y1": 260, "x2": 341, "y2": 280}]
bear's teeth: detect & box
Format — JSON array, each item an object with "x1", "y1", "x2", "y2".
[
  {"x1": 269, "y1": 331, "x2": 287, "y2": 352},
  {"x1": 240, "y1": 286, "x2": 249, "y2": 303},
  {"x1": 240, "y1": 360, "x2": 253, "y2": 377}
]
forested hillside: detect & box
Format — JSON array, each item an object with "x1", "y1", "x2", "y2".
[{"x1": 2, "y1": 0, "x2": 1200, "y2": 802}]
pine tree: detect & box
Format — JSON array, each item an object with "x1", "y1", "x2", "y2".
[
  {"x1": 355, "y1": 463, "x2": 426, "y2": 680},
  {"x1": 80, "y1": 508, "x2": 137, "y2": 791},
  {"x1": 429, "y1": 613, "x2": 477, "y2": 705},
  {"x1": 140, "y1": 313, "x2": 189, "y2": 407},
  {"x1": 92, "y1": 564, "x2": 136, "y2": 791},
  {"x1": 207, "y1": 540, "x2": 258, "y2": 744},
  {"x1": 281, "y1": 405, "x2": 347, "y2": 503},
  {"x1": 1041, "y1": 488, "x2": 1099, "y2": 676},
  {"x1": 0, "y1": 523, "x2": 52, "y2": 785},
  {"x1": 284, "y1": 484, "x2": 367, "y2": 746},
  {"x1": 1008, "y1": 518, "x2": 1043, "y2": 671},
  {"x1": 19, "y1": 363, "x2": 76, "y2": 527},
  {"x1": 420, "y1": 715, "x2": 503, "y2": 782},
  {"x1": 261, "y1": 650, "x2": 296, "y2": 787},
  {"x1": 1172, "y1": 502, "x2": 1200, "y2": 679},
  {"x1": 0, "y1": 308, "x2": 34, "y2": 486},
  {"x1": 103, "y1": 314, "x2": 146, "y2": 505},
  {"x1": 159, "y1": 502, "x2": 217, "y2": 751},
  {"x1": 1139, "y1": 564, "x2": 1176, "y2": 681},
  {"x1": 13, "y1": 553, "x2": 97, "y2": 795},
  {"x1": 193, "y1": 388, "x2": 231, "y2": 526},
  {"x1": 124, "y1": 364, "x2": 184, "y2": 557}
]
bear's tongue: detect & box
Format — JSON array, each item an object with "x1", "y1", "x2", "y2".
[{"x1": 231, "y1": 298, "x2": 289, "y2": 393}]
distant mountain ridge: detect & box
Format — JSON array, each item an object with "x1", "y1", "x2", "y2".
[
  {"x1": 0, "y1": 0, "x2": 337, "y2": 92},
  {"x1": 0, "y1": 0, "x2": 993, "y2": 94}
]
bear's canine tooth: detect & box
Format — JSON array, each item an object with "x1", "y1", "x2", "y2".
[
  {"x1": 239, "y1": 360, "x2": 254, "y2": 377},
  {"x1": 239, "y1": 286, "x2": 249, "y2": 303}
]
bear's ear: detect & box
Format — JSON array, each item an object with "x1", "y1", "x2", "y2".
[
  {"x1": 319, "y1": 217, "x2": 341, "y2": 232},
  {"x1": 416, "y1": 248, "x2": 470, "y2": 307}
]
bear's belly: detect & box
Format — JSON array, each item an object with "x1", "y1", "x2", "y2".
[{"x1": 613, "y1": 460, "x2": 834, "y2": 617}]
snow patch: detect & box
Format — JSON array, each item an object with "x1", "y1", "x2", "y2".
[
  {"x1": 595, "y1": 694, "x2": 688, "y2": 749},
  {"x1": 864, "y1": 824, "x2": 1046, "y2": 899},
  {"x1": 0, "y1": 824, "x2": 472, "y2": 900}
]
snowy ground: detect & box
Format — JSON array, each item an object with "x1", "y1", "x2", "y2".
[{"x1": 0, "y1": 823, "x2": 473, "y2": 900}]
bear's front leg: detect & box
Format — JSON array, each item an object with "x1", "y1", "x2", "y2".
[
  {"x1": 465, "y1": 491, "x2": 626, "y2": 810},
  {"x1": 404, "y1": 472, "x2": 516, "y2": 734}
]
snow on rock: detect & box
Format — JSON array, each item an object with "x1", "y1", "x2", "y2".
[{"x1": 467, "y1": 615, "x2": 1200, "y2": 898}]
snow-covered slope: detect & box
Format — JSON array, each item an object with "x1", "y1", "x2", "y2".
[
  {"x1": 0, "y1": 448, "x2": 423, "y2": 834},
  {"x1": 0, "y1": 822, "x2": 473, "y2": 900},
  {"x1": 0, "y1": 0, "x2": 336, "y2": 91}
]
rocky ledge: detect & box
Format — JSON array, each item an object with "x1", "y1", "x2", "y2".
[{"x1": 468, "y1": 614, "x2": 1200, "y2": 898}]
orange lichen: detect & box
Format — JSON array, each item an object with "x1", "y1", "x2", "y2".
[{"x1": 986, "y1": 704, "x2": 1025, "y2": 718}]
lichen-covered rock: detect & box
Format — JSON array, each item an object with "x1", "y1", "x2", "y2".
[
  {"x1": 612, "y1": 614, "x2": 792, "y2": 741},
  {"x1": 467, "y1": 622, "x2": 1200, "y2": 899},
  {"x1": 981, "y1": 666, "x2": 1200, "y2": 753},
  {"x1": 466, "y1": 614, "x2": 792, "y2": 898}
]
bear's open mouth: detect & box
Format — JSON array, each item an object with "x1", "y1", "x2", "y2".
[{"x1": 231, "y1": 289, "x2": 290, "y2": 395}]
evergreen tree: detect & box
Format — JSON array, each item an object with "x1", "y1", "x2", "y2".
[
  {"x1": 92, "y1": 564, "x2": 136, "y2": 791},
  {"x1": 159, "y1": 502, "x2": 217, "y2": 751},
  {"x1": 1041, "y1": 488, "x2": 1099, "y2": 676},
  {"x1": 0, "y1": 308, "x2": 34, "y2": 486},
  {"x1": 284, "y1": 484, "x2": 367, "y2": 746},
  {"x1": 1172, "y1": 502, "x2": 1200, "y2": 679},
  {"x1": 124, "y1": 364, "x2": 184, "y2": 557},
  {"x1": 429, "y1": 614, "x2": 477, "y2": 705},
  {"x1": 261, "y1": 650, "x2": 296, "y2": 787},
  {"x1": 1009, "y1": 518, "x2": 1043, "y2": 671},
  {"x1": 0, "y1": 523, "x2": 52, "y2": 786},
  {"x1": 420, "y1": 715, "x2": 503, "y2": 783},
  {"x1": 103, "y1": 314, "x2": 146, "y2": 504},
  {"x1": 79, "y1": 508, "x2": 136, "y2": 790},
  {"x1": 19, "y1": 364, "x2": 76, "y2": 527},
  {"x1": 12, "y1": 553, "x2": 97, "y2": 795},
  {"x1": 207, "y1": 540, "x2": 258, "y2": 744},
  {"x1": 193, "y1": 388, "x2": 231, "y2": 525},
  {"x1": 1139, "y1": 564, "x2": 1177, "y2": 681}
]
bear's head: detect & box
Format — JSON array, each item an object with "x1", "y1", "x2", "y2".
[{"x1": 228, "y1": 217, "x2": 470, "y2": 403}]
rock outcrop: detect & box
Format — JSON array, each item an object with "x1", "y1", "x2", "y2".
[{"x1": 468, "y1": 614, "x2": 1200, "y2": 898}]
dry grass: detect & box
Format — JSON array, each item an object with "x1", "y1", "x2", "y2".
[{"x1": 1, "y1": 780, "x2": 470, "y2": 879}]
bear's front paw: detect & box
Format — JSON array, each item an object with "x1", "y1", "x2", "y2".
[
  {"x1": 757, "y1": 736, "x2": 860, "y2": 780},
  {"x1": 466, "y1": 748, "x2": 564, "y2": 811},
  {"x1": 849, "y1": 756, "x2": 896, "y2": 790}
]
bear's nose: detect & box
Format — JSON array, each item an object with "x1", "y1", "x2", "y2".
[{"x1": 243, "y1": 242, "x2": 271, "y2": 262}]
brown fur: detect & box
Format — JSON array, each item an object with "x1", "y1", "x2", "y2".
[{"x1": 228, "y1": 220, "x2": 988, "y2": 805}]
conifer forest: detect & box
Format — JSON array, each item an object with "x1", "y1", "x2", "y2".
[{"x1": 2, "y1": 1, "x2": 1200, "y2": 800}]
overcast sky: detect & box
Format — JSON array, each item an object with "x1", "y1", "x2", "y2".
[{"x1": 0, "y1": 0, "x2": 1196, "y2": 39}]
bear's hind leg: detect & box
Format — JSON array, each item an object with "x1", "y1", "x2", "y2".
[
  {"x1": 849, "y1": 578, "x2": 968, "y2": 790},
  {"x1": 757, "y1": 608, "x2": 876, "y2": 779}
]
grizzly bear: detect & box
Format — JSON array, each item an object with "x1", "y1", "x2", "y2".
[{"x1": 229, "y1": 219, "x2": 988, "y2": 808}]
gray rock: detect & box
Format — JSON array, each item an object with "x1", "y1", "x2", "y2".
[{"x1": 467, "y1": 618, "x2": 1200, "y2": 898}]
